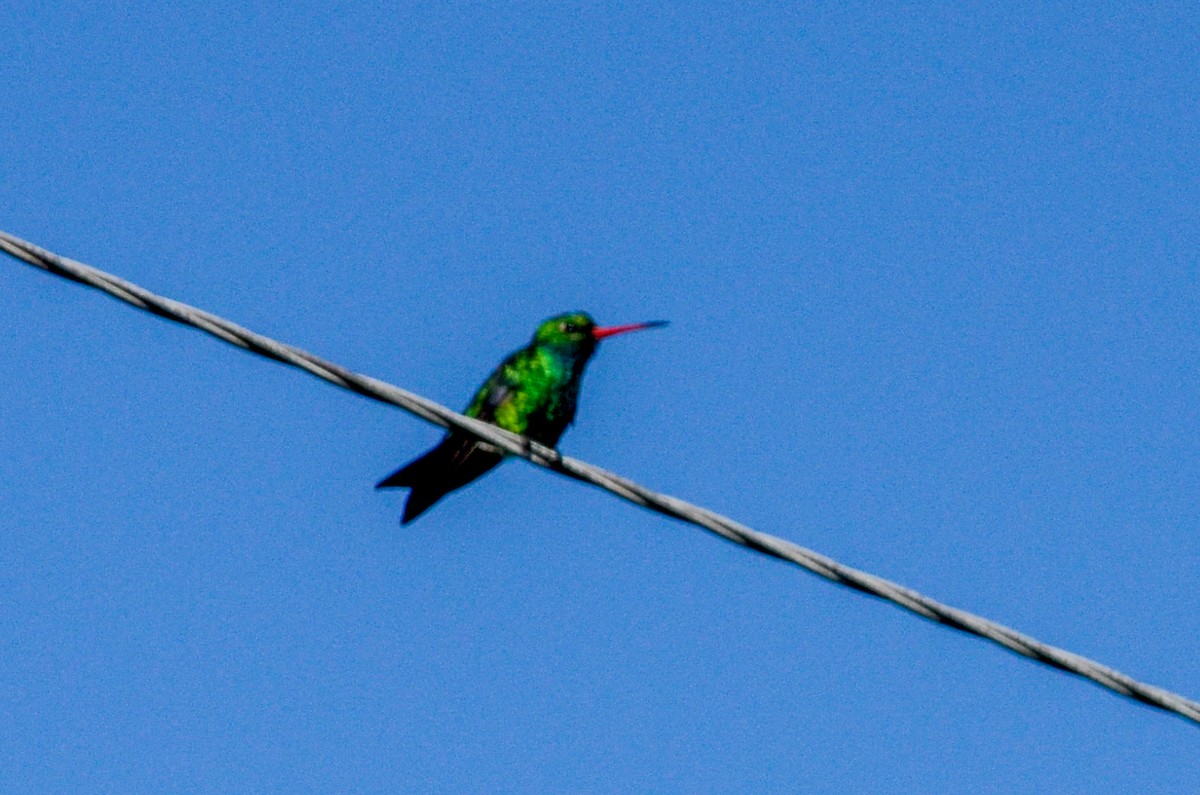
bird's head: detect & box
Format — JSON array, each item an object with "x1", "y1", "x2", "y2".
[{"x1": 534, "y1": 312, "x2": 668, "y2": 354}]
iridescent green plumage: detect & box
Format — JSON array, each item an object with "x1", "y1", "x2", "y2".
[{"x1": 376, "y1": 311, "x2": 666, "y2": 523}]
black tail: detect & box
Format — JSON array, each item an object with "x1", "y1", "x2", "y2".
[{"x1": 376, "y1": 435, "x2": 503, "y2": 524}]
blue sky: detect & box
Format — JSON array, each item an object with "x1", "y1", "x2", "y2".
[{"x1": 3, "y1": 3, "x2": 1198, "y2": 791}]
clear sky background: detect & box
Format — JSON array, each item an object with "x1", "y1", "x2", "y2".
[{"x1": 2, "y1": 3, "x2": 1198, "y2": 792}]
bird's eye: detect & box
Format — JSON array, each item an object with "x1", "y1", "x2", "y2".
[{"x1": 561, "y1": 322, "x2": 579, "y2": 334}]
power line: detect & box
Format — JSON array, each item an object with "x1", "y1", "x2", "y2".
[{"x1": 3, "y1": 228, "x2": 1197, "y2": 727}]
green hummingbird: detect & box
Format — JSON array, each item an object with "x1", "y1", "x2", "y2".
[{"x1": 376, "y1": 311, "x2": 667, "y2": 523}]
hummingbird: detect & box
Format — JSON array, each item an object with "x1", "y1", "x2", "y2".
[{"x1": 376, "y1": 311, "x2": 667, "y2": 523}]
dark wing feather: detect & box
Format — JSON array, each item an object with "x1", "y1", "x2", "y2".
[
  {"x1": 375, "y1": 435, "x2": 503, "y2": 523},
  {"x1": 375, "y1": 349, "x2": 526, "y2": 523}
]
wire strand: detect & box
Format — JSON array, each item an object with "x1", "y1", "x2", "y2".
[{"x1": 3, "y1": 228, "x2": 1197, "y2": 727}]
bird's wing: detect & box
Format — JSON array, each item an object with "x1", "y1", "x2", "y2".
[{"x1": 464, "y1": 349, "x2": 527, "y2": 427}]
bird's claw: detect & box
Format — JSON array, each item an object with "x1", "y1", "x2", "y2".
[{"x1": 521, "y1": 435, "x2": 563, "y2": 469}]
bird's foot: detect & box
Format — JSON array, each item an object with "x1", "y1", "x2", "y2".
[{"x1": 522, "y1": 436, "x2": 563, "y2": 469}]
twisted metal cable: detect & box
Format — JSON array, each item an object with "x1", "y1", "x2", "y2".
[{"x1": 3, "y1": 228, "x2": 1197, "y2": 727}]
